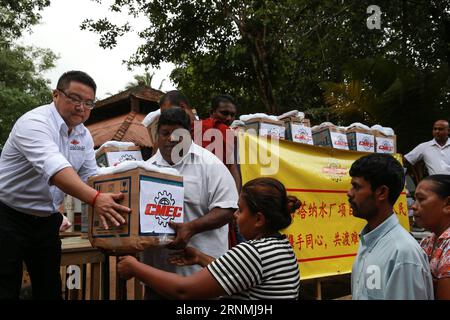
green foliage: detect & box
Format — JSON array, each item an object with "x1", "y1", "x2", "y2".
[
  {"x1": 0, "y1": 40, "x2": 57, "y2": 147},
  {"x1": 83, "y1": 0, "x2": 450, "y2": 149},
  {"x1": 321, "y1": 58, "x2": 449, "y2": 152},
  {"x1": 0, "y1": 0, "x2": 50, "y2": 40},
  {"x1": 0, "y1": 0, "x2": 56, "y2": 147}
]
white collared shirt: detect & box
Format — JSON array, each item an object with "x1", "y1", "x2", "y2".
[
  {"x1": 0, "y1": 103, "x2": 97, "y2": 216},
  {"x1": 143, "y1": 142, "x2": 239, "y2": 277},
  {"x1": 404, "y1": 138, "x2": 450, "y2": 175}
]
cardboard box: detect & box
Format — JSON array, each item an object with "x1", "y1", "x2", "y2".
[
  {"x1": 280, "y1": 117, "x2": 313, "y2": 145},
  {"x1": 312, "y1": 125, "x2": 349, "y2": 150},
  {"x1": 87, "y1": 168, "x2": 184, "y2": 254},
  {"x1": 96, "y1": 145, "x2": 143, "y2": 167},
  {"x1": 244, "y1": 118, "x2": 286, "y2": 139},
  {"x1": 346, "y1": 127, "x2": 375, "y2": 152},
  {"x1": 374, "y1": 131, "x2": 397, "y2": 154}
]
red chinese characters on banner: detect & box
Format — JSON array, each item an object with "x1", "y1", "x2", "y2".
[
  {"x1": 287, "y1": 231, "x2": 359, "y2": 251},
  {"x1": 397, "y1": 202, "x2": 407, "y2": 216},
  {"x1": 292, "y1": 201, "x2": 352, "y2": 220}
]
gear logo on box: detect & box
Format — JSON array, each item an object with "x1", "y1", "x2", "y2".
[
  {"x1": 154, "y1": 191, "x2": 175, "y2": 227},
  {"x1": 143, "y1": 190, "x2": 183, "y2": 228}
]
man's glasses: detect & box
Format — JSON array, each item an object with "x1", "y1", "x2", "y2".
[{"x1": 58, "y1": 89, "x2": 95, "y2": 110}]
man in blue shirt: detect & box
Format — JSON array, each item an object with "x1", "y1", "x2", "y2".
[{"x1": 348, "y1": 153, "x2": 433, "y2": 299}]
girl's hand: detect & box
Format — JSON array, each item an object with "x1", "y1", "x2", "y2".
[
  {"x1": 168, "y1": 247, "x2": 202, "y2": 266},
  {"x1": 117, "y1": 255, "x2": 138, "y2": 280}
]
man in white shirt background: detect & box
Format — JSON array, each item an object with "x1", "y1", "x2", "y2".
[
  {"x1": 404, "y1": 120, "x2": 450, "y2": 176},
  {"x1": 0, "y1": 71, "x2": 131, "y2": 300},
  {"x1": 142, "y1": 107, "x2": 238, "y2": 299}
]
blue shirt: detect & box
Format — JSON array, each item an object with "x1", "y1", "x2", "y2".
[{"x1": 352, "y1": 214, "x2": 434, "y2": 300}]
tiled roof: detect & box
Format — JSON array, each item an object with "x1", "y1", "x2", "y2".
[{"x1": 87, "y1": 112, "x2": 152, "y2": 148}]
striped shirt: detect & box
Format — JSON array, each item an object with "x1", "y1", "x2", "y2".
[{"x1": 207, "y1": 235, "x2": 300, "y2": 299}]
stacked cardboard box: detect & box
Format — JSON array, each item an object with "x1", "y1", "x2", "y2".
[
  {"x1": 346, "y1": 126, "x2": 375, "y2": 153},
  {"x1": 312, "y1": 124, "x2": 349, "y2": 150},
  {"x1": 88, "y1": 167, "x2": 184, "y2": 254},
  {"x1": 279, "y1": 116, "x2": 313, "y2": 145},
  {"x1": 243, "y1": 118, "x2": 286, "y2": 139},
  {"x1": 373, "y1": 130, "x2": 397, "y2": 154},
  {"x1": 96, "y1": 144, "x2": 143, "y2": 167}
]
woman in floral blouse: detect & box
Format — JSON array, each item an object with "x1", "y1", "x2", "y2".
[{"x1": 412, "y1": 174, "x2": 450, "y2": 300}]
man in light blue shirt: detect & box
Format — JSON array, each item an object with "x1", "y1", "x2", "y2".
[{"x1": 348, "y1": 153, "x2": 433, "y2": 300}]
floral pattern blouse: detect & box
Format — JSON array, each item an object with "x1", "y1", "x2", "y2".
[{"x1": 420, "y1": 227, "x2": 450, "y2": 280}]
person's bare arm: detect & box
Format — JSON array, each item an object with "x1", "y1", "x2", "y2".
[
  {"x1": 50, "y1": 167, "x2": 130, "y2": 229},
  {"x1": 168, "y1": 246, "x2": 216, "y2": 267},
  {"x1": 118, "y1": 256, "x2": 225, "y2": 299},
  {"x1": 436, "y1": 277, "x2": 450, "y2": 300},
  {"x1": 227, "y1": 162, "x2": 242, "y2": 193},
  {"x1": 167, "y1": 207, "x2": 234, "y2": 249}
]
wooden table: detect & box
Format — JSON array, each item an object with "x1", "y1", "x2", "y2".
[
  {"x1": 61, "y1": 236, "x2": 107, "y2": 300},
  {"x1": 60, "y1": 236, "x2": 143, "y2": 300}
]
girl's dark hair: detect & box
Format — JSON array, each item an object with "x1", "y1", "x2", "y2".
[
  {"x1": 241, "y1": 177, "x2": 301, "y2": 231},
  {"x1": 422, "y1": 174, "x2": 450, "y2": 199}
]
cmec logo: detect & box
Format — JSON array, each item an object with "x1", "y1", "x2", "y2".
[
  {"x1": 334, "y1": 136, "x2": 348, "y2": 147},
  {"x1": 294, "y1": 129, "x2": 312, "y2": 143},
  {"x1": 69, "y1": 139, "x2": 85, "y2": 151},
  {"x1": 358, "y1": 137, "x2": 374, "y2": 151},
  {"x1": 378, "y1": 141, "x2": 394, "y2": 152},
  {"x1": 145, "y1": 190, "x2": 183, "y2": 227},
  {"x1": 113, "y1": 153, "x2": 138, "y2": 166}
]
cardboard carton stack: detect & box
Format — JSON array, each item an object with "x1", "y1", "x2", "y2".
[
  {"x1": 278, "y1": 113, "x2": 313, "y2": 145},
  {"x1": 371, "y1": 125, "x2": 397, "y2": 154},
  {"x1": 312, "y1": 122, "x2": 349, "y2": 150},
  {"x1": 95, "y1": 141, "x2": 143, "y2": 168},
  {"x1": 88, "y1": 163, "x2": 183, "y2": 254},
  {"x1": 240, "y1": 113, "x2": 286, "y2": 139},
  {"x1": 346, "y1": 123, "x2": 375, "y2": 153}
]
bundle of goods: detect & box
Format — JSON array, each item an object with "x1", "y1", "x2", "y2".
[
  {"x1": 312, "y1": 122, "x2": 349, "y2": 150},
  {"x1": 346, "y1": 123, "x2": 375, "y2": 153},
  {"x1": 88, "y1": 161, "x2": 183, "y2": 254},
  {"x1": 240, "y1": 113, "x2": 286, "y2": 139},
  {"x1": 277, "y1": 110, "x2": 313, "y2": 145},
  {"x1": 371, "y1": 125, "x2": 396, "y2": 154},
  {"x1": 95, "y1": 141, "x2": 143, "y2": 167}
]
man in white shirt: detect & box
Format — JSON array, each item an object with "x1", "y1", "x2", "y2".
[
  {"x1": 404, "y1": 120, "x2": 450, "y2": 175},
  {"x1": 0, "y1": 71, "x2": 130, "y2": 300},
  {"x1": 142, "y1": 107, "x2": 238, "y2": 299}
]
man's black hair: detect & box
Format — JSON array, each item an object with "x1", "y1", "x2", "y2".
[
  {"x1": 349, "y1": 153, "x2": 405, "y2": 205},
  {"x1": 159, "y1": 90, "x2": 190, "y2": 108},
  {"x1": 56, "y1": 71, "x2": 97, "y2": 94},
  {"x1": 157, "y1": 107, "x2": 191, "y2": 132},
  {"x1": 211, "y1": 94, "x2": 236, "y2": 111}
]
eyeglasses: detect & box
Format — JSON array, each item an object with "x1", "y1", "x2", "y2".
[{"x1": 58, "y1": 89, "x2": 95, "y2": 110}]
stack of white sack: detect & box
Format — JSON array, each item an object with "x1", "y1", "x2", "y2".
[
  {"x1": 142, "y1": 109, "x2": 161, "y2": 128},
  {"x1": 96, "y1": 160, "x2": 178, "y2": 177},
  {"x1": 94, "y1": 141, "x2": 136, "y2": 156},
  {"x1": 277, "y1": 110, "x2": 305, "y2": 120},
  {"x1": 370, "y1": 124, "x2": 395, "y2": 136},
  {"x1": 239, "y1": 113, "x2": 279, "y2": 122}
]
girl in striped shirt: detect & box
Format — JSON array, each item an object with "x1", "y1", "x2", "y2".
[{"x1": 118, "y1": 177, "x2": 301, "y2": 299}]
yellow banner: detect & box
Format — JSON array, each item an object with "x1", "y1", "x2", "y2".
[{"x1": 238, "y1": 133, "x2": 409, "y2": 280}]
